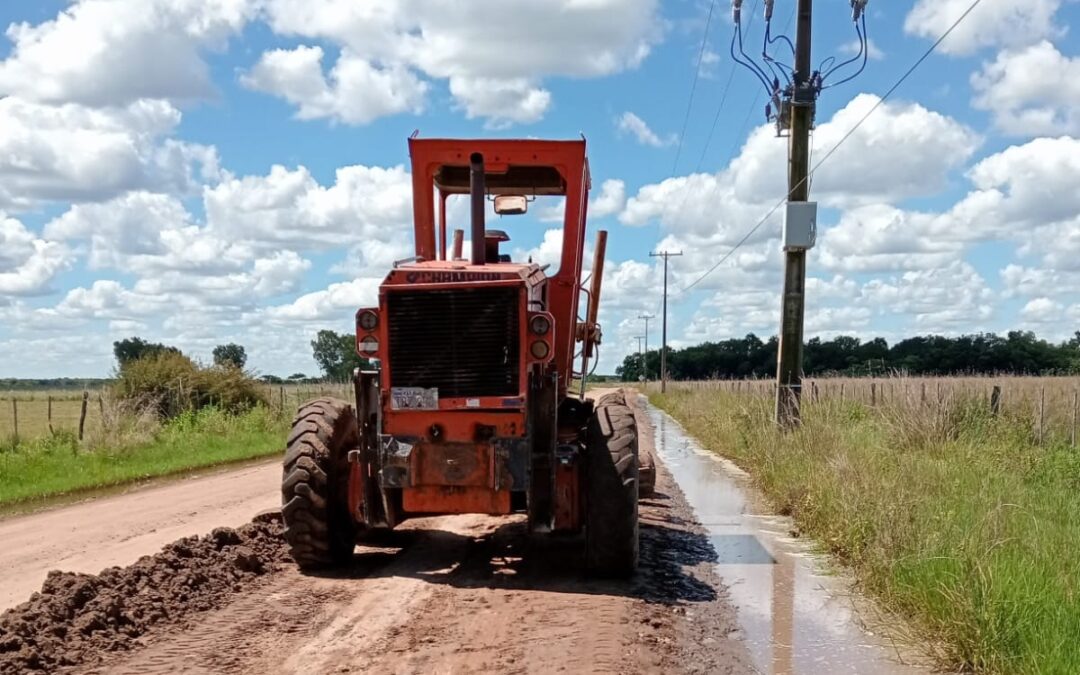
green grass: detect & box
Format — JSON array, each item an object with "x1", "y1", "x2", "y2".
[
  {"x1": 652, "y1": 389, "x2": 1080, "y2": 675},
  {"x1": 0, "y1": 405, "x2": 288, "y2": 506}
]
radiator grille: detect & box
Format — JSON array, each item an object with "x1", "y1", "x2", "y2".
[{"x1": 387, "y1": 287, "x2": 521, "y2": 397}]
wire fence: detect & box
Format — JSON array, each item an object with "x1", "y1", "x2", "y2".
[
  {"x1": 648, "y1": 375, "x2": 1080, "y2": 447},
  {"x1": 1, "y1": 384, "x2": 357, "y2": 445}
]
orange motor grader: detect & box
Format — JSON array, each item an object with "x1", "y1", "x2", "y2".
[{"x1": 281, "y1": 137, "x2": 648, "y2": 576}]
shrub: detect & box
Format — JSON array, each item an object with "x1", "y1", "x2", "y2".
[{"x1": 114, "y1": 352, "x2": 267, "y2": 418}]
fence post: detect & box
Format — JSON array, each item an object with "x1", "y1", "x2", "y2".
[
  {"x1": 279, "y1": 386, "x2": 285, "y2": 413},
  {"x1": 98, "y1": 394, "x2": 105, "y2": 430},
  {"x1": 990, "y1": 385, "x2": 1001, "y2": 417},
  {"x1": 78, "y1": 391, "x2": 89, "y2": 441},
  {"x1": 920, "y1": 383, "x2": 926, "y2": 405},
  {"x1": 839, "y1": 383, "x2": 845, "y2": 402},
  {"x1": 48, "y1": 395, "x2": 54, "y2": 434},
  {"x1": 871, "y1": 382, "x2": 877, "y2": 407},
  {"x1": 11, "y1": 398, "x2": 18, "y2": 444},
  {"x1": 1072, "y1": 389, "x2": 1078, "y2": 448},
  {"x1": 1037, "y1": 387, "x2": 1046, "y2": 446},
  {"x1": 811, "y1": 381, "x2": 819, "y2": 403}
]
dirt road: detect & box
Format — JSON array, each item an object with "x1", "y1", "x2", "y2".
[
  {"x1": 0, "y1": 461, "x2": 280, "y2": 611},
  {"x1": 1, "y1": 395, "x2": 752, "y2": 674}
]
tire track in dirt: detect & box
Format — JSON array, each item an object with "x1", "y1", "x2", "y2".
[{"x1": 3, "y1": 392, "x2": 751, "y2": 674}]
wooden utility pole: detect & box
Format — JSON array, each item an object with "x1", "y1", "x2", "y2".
[
  {"x1": 638, "y1": 313, "x2": 654, "y2": 382},
  {"x1": 650, "y1": 251, "x2": 682, "y2": 393},
  {"x1": 775, "y1": 0, "x2": 814, "y2": 429}
]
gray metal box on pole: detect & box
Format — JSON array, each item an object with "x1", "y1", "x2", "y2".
[{"x1": 783, "y1": 202, "x2": 817, "y2": 251}]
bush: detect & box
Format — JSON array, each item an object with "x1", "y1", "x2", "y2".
[{"x1": 114, "y1": 352, "x2": 267, "y2": 418}]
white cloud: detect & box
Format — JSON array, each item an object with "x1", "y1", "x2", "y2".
[
  {"x1": 448, "y1": 76, "x2": 551, "y2": 127},
  {"x1": 0, "y1": 0, "x2": 256, "y2": 106},
  {"x1": 972, "y1": 41, "x2": 1080, "y2": 136},
  {"x1": 590, "y1": 179, "x2": 627, "y2": 218},
  {"x1": 1021, "y1": 297, "x2": 1064, "y2": 323},
  {"x1": 859, "y1": 261, "x2": 994, "y2": 331},
  {"x1": 617, "y1": 112, "x2": 674, "y2": 147},
  {"x1": 257, "y1": 0, "x2": 660, "y2": 125},
  {"x1": 904, "y1": 0, "x2": 1065, "y2": 56},
  {"x1": 204, "y1": 163, "x2": 413, "y2": 251},
  {"x1": 262, "y1": 278, "x2": 381, "y2": 323},
  {"x1": 0, "y1": 97, "x2": 220, "y2": 208},
  {"x1": 242, "y1": 46, "x2": 428, "y2": 125},
  {"x1": 0, "y1": 216, "x2": 72, "y2": 296},
  {"x1": 817, "y1": 204, "x2": 963, "y2": 273}
]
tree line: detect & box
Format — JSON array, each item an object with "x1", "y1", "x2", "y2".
[{"x1": 616, "y1": 331, "x2": 1080, "y2": 381}]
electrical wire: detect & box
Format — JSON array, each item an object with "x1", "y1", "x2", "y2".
[
  {"x1": 671, "y1": 0, "x2": 717, "y2": 175},
  {"x1": 823, "y1": 14, "x2": 870, "y2": 89},
  {"x1": 680, "y1": 0, "x2": 986, "y2": 293}
]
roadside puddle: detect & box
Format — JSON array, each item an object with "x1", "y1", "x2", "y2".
[{"x1": 645, "y1": 400, "x2": 928, "y2": 674}]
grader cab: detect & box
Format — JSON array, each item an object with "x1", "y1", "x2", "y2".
[{"x1": 281, "y1": 137, "x2": 646, "y2": 576}]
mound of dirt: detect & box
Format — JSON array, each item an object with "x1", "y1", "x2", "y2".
[{"x1": 0, "y1": 511, "x2": 288, "y2": 674}]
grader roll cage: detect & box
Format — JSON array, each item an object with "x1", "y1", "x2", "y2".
[{"x1": 281, "y1": 136, "x2": 654, "y2": 576}]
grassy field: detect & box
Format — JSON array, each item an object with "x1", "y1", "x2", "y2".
[
  {"x1": 0, "y1": 405, "x2": 289, "y2": 506},
  {"x1": 652, "y1": 383, "x2": 1080, "y2": 674}
]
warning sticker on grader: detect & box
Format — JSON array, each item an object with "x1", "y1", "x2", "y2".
[{"x1": 390, "y1": 387, "x2": 439, "y2": 410}]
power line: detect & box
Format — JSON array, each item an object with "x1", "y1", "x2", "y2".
[
  {"x1": 670, "y1": 0, "x2": 717, "y2": 176},
  {"x1": 680, "y1": 0, "x2": 985, "y2": 294}
]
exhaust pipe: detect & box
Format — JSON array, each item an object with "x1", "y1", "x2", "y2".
[
  {"x1": 470, "y1": 153, "x2": 485, "y2": 266},
  {"x1": 451, "y1": 229, "x2": 464, "y2": 260}
]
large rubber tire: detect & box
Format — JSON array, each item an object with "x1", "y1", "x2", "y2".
[
  {"x1": 282, "y1": 397, "x2": 358, "y2": 570},
  {"x1": 585, "y1": 391, "x2": 640, "y2": 577}
]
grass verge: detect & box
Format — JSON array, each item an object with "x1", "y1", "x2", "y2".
[
  {"x1": 0, "y1": 405, "x2": 287, "y2": 506},
  {"x1": 652, "y1": 389, "x2": 1080, "y2": 675}
]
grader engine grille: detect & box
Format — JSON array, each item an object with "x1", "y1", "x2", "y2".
[{"x1": 387, "y1": 287, "x2": 521, "y2": 397}]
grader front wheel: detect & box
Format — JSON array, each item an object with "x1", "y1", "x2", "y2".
[{"x1": 281, "y1": 398, "x2": 359, "y2": 570}]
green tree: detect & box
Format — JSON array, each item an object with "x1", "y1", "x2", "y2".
[
  {"x1": 311, "y1": 330, "x2": 367, "y2": 381},
  {"x1": 212, "y1": 343, "x2": 247, "y2": 369},
  {"x1": 113, "y1": 337, "x2": 180, "y2": 367}
]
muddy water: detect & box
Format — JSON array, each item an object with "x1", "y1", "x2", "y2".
[{"x1": 645, "y1": 400, "x2": 928, "y2": 675}]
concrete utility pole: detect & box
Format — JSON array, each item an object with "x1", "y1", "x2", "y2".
[
  {"x1": 650, "y1": 251, "x2": 682, "y2": 393},
  {"x1": 637, "y1": 314, "x2": 654, "y2": 381},
  {"x1": 775, "y1": 0, "x2": 814, "y2": 429}
]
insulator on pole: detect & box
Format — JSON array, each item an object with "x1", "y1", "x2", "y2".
[
  {"x1": 733, "y1": 0, "x2": 743, "y2": 23},
  {"x1": 764, "y1": 0, "x2": 774, "y2": 21},
  {"x1": 851, "y1": 0, "x2": 868, "y2": 21}
]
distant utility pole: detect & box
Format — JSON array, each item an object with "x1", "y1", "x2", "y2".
[
  {"x1": 775, "y1": 0, "x2": 815, "y2": 429},
  {"x1": 650, "y1": 251, "x2": 682, "y2": 393},
  {"x1": 637, "y1": 314, "x2": 654, "y2": 381},
  {"x1": 635, "y1": 336, "x2": 646, "y2": 382}
]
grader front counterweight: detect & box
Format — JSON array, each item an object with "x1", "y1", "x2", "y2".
[{"x1": 280, "y1": 137, "x2": 642, "y2": 576}]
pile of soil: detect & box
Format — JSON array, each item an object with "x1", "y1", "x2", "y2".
[{"x1": 0, "y1": 511, "x2": 289, "y2": 674}]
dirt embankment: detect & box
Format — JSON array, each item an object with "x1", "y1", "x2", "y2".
[
  {"x1": 0, "y1": 393, "x2": 751, "y2": 674},
  {"x1": 0, "y1": 513, "x2": 289, "y2": 674}
]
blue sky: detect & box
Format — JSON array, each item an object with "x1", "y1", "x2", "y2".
[{"x1": 0, "y1": 0, "x2": 1078, "y2": 379}]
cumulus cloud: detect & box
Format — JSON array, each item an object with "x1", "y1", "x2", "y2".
[
  {"x1": 617, "y1": 112, "x2": 674, "y2": 147},
  {"x1": 242, "y1": 46, "x2": 428, "y2": 125},
  {"x1": 204, "y1": 163, "x2": 413, "y2": 251},
  {"x1": 0, "y1": 0, "x2": 256, "y2": 106},
  {"x1": 0, "y1": 97, "x2": 220, "y2": 209},
  {"x1": 255, "y1": 0, "x2": 660, "y2": 125},
  {"x1": 0, "y1": 216, "x2": 72, "y2": 296},
  {"x1": 590, "y1": 180, "x2": 627, "y2": 218},
  {"x1": 904, "y1": 0, "x2": 1065, "y2": 56},
  {"x1": 972, "y1": 41, "x2": 1080, "y2": 136}
]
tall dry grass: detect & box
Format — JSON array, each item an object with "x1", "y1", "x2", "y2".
[{"x1": 652, "y1": 384, "x2": 1080, "y2": 674}]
